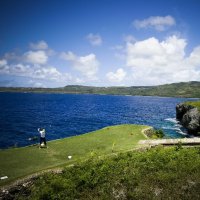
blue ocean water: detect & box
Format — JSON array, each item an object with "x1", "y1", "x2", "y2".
[{"x1": 0, "y1": 92, "x2": 196, "y2": 148}]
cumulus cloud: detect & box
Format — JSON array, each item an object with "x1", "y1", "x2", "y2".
[
  {"x1": 126, "y1": 35, "x2": 200, "y2": 85},
  {"x1": 61, "y1": 51, "x2": 99, "y2": 79},
  {"x1": 0, "y1": 60, "x2": 72, "y2": 83},
  {"x1": 106, "y1": 68, "x2": 126, "y2": 82},
  {"x1": 133, "y1": 15, "x2": 176, "y2": 31},
  {"x1": 30, "y1": 40, "x2": 48, "y2": 50},
  {"x1": 187, "y1": 46, "x2": 200, "y2": 67},
  {"x1": 0, "y1": 41, "x2": 83, "y2": 87},
  {"x1": 0, "y1": 62, "x2": 31, "y2": 77},
  {"x1": 86, "y1": 33, "x2": 102, "y2": 46},
  {"x1": 31, "y1": 66, "x2": 71, "y2": 82},
  {"x1": 61, "y1": 51, "x2": 76, "y2": 60},
  {"x1": 24, "y1": 50, "x2": 48, "y2": 65},
  {"x1": 0, "y1": 59, "x2": 9, "y2": 74},
  {"x1": 33, "y1": 66, "x2": 62, "y2": 80},
  {"x1": 10, "y1": 64, "x2": 31, "y2": 76}
]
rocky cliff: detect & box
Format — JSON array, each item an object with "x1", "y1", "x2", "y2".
[{"x1": 176, "y1": 103, "x2": 200, "y2": 135}]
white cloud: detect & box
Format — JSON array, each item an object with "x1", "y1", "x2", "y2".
[
  {"x1": 106, "y1": 68, "x2": 126, "y2": 82},
  {"x1": 0, "y1": 63, "x2": 33, "y2": 77},
  {"x1": 187, "y1": 46, "x2": 200, "y2": 67},
  {"x1": 61, "y1": 51, "x2": 99, "y2": 79},
  {"x1": 127, "y1": 36, "x2": 186, "y2": 68},
  {"x1": 0, "y1": 42, "x2": 84, "y2": 87},
  {"x1": 60, "y1": 51, "x2": 76, "y2": 60},
  {"x1": 0, "y1": 60, "x2": 72, "y2": 83},
  {"x1": 28, "y1": 65, "x2": 71, "y2": 82},
  {"x1": 133, "y1": 15, "x2": 176, "y2": 31},
  {"x1": 126, "y1": 35, "x2": 200, "y2": 85},
  {"x1": 0, "y1": 59, "x2": 7, "y2": 66},
  {"x1": 24, "y1": 50, "x2": 48, "y2": 65},
  {"x1": 30, "y1": 40, "x2": 48, "y2": 50},
  {"x1": 31, "y1": 66, "x2": 71, "y2": 82},
  {"x1": 10, "y1": 64, "x2": 32, "y2": 76},
  {"x1": 0, "y1": 59, "x2": 9, "y2": 74},
  {"x1": 33, "y1": 66, "x2": 62, "y2": 80},
  {"x1": 86, "y1": 33, "x2": 102, "y2": 46}
]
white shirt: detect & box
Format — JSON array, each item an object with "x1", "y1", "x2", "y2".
[{"x1": 38, "y1": 129, "x2": 46, "y2": 138}]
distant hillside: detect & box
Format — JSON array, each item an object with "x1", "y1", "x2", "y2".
[{"x1": 0, "y1": 81, "x2": 200, "y2": 98}]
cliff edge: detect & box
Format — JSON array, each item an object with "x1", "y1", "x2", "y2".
[{"x1": 176, "y1": 102, "x2": 200, "y2": 135}]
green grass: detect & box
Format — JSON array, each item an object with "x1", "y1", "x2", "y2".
[
  {"x1": 16, "y1": 146, "x2": 200, "y2": 200},
  {"x1": 0, "y1": 124, "x2": 149, "y2": 186},
  {"x1": 185, "y1": 101, "x2": 200, "y2": 111}
]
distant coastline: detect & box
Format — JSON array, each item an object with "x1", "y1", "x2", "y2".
[{"x1": 0, "y1": 81, "x2": 200, "y2": 98}]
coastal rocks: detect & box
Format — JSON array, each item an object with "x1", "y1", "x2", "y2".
[
  {"x1": 176, "y1": 103, "x2": 194, "y2": 121},
  {"x1": 176, "y1": 103, "x2": 200, "y2": 135},
  {"x1": 182, "y1": 108, "x2": 200, "y2": 133}
]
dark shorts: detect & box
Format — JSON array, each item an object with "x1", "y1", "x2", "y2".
[{"x1": 40, "y1": 137, "x2": 46, "y2": 145}]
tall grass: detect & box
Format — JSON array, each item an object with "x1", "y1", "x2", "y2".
[{"x1": 18, "y1": 146, "x2": 200, "y2": 199}]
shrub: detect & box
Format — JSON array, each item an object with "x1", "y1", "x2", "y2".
[
  {"x1": 15, "y1": 147, "x2": 200, "y2": 199},
  {"x1": 151, "y1": 129, "x2": 165, "y2": 138}
]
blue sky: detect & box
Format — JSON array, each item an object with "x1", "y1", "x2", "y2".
[{"x1": 0, "y1": 0, "x2": 200, "y2": 87}]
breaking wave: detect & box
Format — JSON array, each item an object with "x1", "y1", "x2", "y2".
[
  {"x1": 165, "y1": 118, "x2": 178, "y2": 123},
  {"x1": 163, "y1": 118, "x2": 187, "y2": 136}
]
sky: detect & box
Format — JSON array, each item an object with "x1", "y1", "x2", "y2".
[{"x1": 0, "y1": 0, "x2": 200, "y2": 87}]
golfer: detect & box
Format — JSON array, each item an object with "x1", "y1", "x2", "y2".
[{"x1": 38, "y1": 128, "x2": 47, "y2": 147}]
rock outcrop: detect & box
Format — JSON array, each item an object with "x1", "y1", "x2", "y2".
[{"x1": 176, "y1": 103, "x2": 200, "y2": 135}]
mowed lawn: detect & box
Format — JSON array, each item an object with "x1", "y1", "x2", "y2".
[{"x1": 0, "y1": 124, "x2": 150, "y2": 186}]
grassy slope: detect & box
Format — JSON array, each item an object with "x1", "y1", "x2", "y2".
[
  {"x1": 17, "y1": 147, "x2": 200, "y2": 200},
  {"x1": 0, "y1": 124, "x2": 149, "y2": 186}
]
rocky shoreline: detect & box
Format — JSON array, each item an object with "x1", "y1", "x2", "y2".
[{"x1": 176, "y1": 103, "x2": 200, "y2": 135}]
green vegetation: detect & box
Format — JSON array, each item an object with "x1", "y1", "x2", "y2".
[
  {"x1": 16, "y1": 146, "x2": 200, "y2": 199},
  {"x1": 152, "y1": 129, "x2": 165, "y2": 138},
  {"x1": 143, "y1": 128, "x2": 164, "y2": 139},
  {"x1": 1, "y1": 81, "x2": 200, "y2": 97},
  {"x1": 0, "y1": 124, "x2": 149, "y2": 186},
  {"x1": 185, "y1": 101, "x2": 200, "y2": 111}
]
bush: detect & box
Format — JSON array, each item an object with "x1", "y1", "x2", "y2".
[
  {"x1": 16, "y1": 147, "x2": 200, "y2": 199},
  {"x1": 151, "y1": 129, "x2": 165, "y2": 138}
]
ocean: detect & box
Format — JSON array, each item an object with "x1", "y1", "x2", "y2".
[{"x1": 0, "y1": 92, "x2": 195, "y2": 148}]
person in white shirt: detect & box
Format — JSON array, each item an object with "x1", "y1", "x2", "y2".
[{"x1": 38, "y1": 128, "x2": 47, "y2": 147}]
